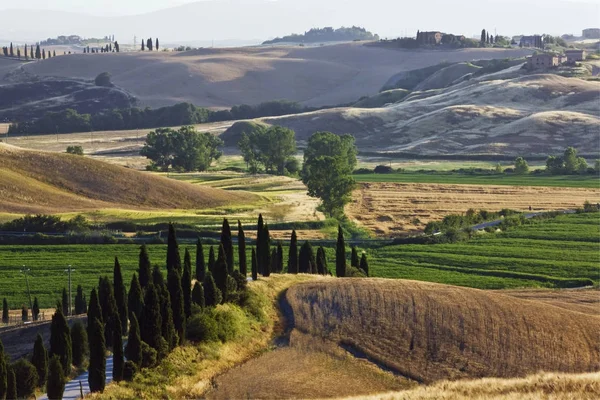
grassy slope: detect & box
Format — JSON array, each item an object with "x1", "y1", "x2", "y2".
[
  {"x1": 285, "y1": 279, "x2": 600, "y2": 383},
  {"x1": 0, "y1": 144, "x2": 256, "y2": 214}
]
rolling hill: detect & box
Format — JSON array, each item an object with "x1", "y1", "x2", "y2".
[{"x1": 0, "y1": 143, "x2": 255, "y2": 214}]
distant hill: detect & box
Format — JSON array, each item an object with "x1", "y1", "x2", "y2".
[
  {"x1": 0, "y1": 144, "x2": 254, "y2": 214},
  {"x1": 262, "y1": 26, "x2": 378, "y2": 45}
]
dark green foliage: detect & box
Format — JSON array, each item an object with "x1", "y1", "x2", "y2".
[
  {"x1": 237, "y1": 221, "x2": 247, "y2": 276},
  {"x1": 138, "y1": 244, "x2": 151, "y2": 289},
  {"x1": 195, "y1": 239, "x2": 206, "y2": 282},
  {"x1": 22, "y1": 305, "x2": 29, "y2": 322},
  {"x1": 12, "y1": 359, "x2": 38, "y2": 399},
  {"x1": 336, "y1": 225, "x2": 346, "y2": 277},
  {"x1": 160, "y1": 287, "x2": 177, "y2": 353},
  {"x1": 213, "y1": 245, "x2": 229, "y2": 303},
  {"x1": 2, "y1": 299, "x2": 7, "y2": 324},
  {"x1": 50, "y1": 306, "x2": 72, "y2": 375},
  {"x1": 270, "y1": 249, "x2": 278, "y2": 275},
  {"x1": 125, "y1": 314, "x2": 142, "y2": 367},
  {"x1": 232, "y1": 270, "x2": 248, "y2": 294},
  {"x1": 237, "y1": 125, "x2": 297, "y2": 175},
  {"x1": 70, "y1": 321, "x2": 88, "y2": 368},
  {"x1": 288, "y1": 230, "x2": 298, "y2": 274},
  {"x1": 167, "y1": 268, "x2": 186, "y2": 345},
  {"x1": 263, "y1": 26, "x2": 378, "y2": 45},
  {"x1": 251, "y1": 248, "x2": 258, "y2": 281},
  {"x1": 62, "y1": 288, "x2": 69, "y2": 316},
  {"x1": 208, "y1": 246, "x2": 216, "y2": 274},
  {"x1": 299, "y1": 242, "x2": 316, "y2": 274},
  {"x1": 128, "y1": 274, "x2": 144, "y2": 323},
  {"x1": 351, "y1": 246, "x2": 359, "y2": 268},
  {"x1": 166, "y1": 223, "x2": 182, "y2": 273},
  {"x1": 113, "y1": 318, "x2": 124, "y2": 382},
  {"x1": 140, "y1": 342, "x2": 157, "y2": 369},
  {"x1": 0, "y1": 214, "x2": 90, "y2": 234},
  {"x1": 140, "y1": 284, "x2": 162, "y2": 353},
  {"x1": 186, "y1": 310, "x2": 219, "y2": 342},
  {"x1": 220, "y1": 219, "x2": 234, "y2": 274},
  {"x1": 46, "y1": 356, "x2": 65, "y2": 400},
  {"x1": 182, "y1": 249, "x2": 193, "y2": 318},
  {"x1": 94, "y1": 72, "x2": 112, "y2": 87},
  {"x1": 152, "y1": 265, "x2": 165, "y2": 288},
  {"x1": 316, "y1": 246, "x2": 328, "y2": 275},
  {"x1": 74, "y1": 285, "x2": 87, "y2": 315},
  {"x1": 98, "y1": 277, "x2": 118, "y2": 348},
  {"x1": 256, "y1": 214, "x2": 265, "y2": 275},
  {"x1": 113, "y1": 257, "x2": 128, "y2": 334},
  {"x1": 0, "y1": 340, "x2": 7, "y2": 399},
  {"x1": 31, "y1": 334, "x2": 48, "y2": 388},
  {"x1": 192, "y1": 282, "x2": 205, "y2": 308},
  {"x1": 87, "y1": 288, "x2": 102, "y2": 332},
  {"x1": 276, "y1": 243, "x2": 284, "y2": 273},
  {"x1": 123, "y1": 361, "x2": 138, "y2": 382},
  {"x1": 261, "y1": 225, "x2": 272, "y2": 277},
  {"x1": 88, "y1": 318, "x2": 106, "y2": 393},
  {"x1": 32, "y1": 297, "x2": 40, "y2": 321},
  {"x1": 202, "y1": 272, "x2": 222, "y2": 307},
  {"x1": 5, "y1": 366, "x2": 15, "y2": 400},
  {"x1": 360, "y1": 253, "x2": 369, "y2": 277}
]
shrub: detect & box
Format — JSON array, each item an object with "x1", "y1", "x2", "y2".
[
  {"x1": 285, "y1": 158, "x2": 300, "y2": 175},
  {"x1": 123, "y1": 361, "x2": 138, "y2": 382},
  {"x1": 66, "y1": 146, "x2": 84, "y2": 155},
  {"x1": 186, "y1": 310, "x2": 219, "y2": 342},
  {"x1": 353, "y1": 167, "x2": 373, "y2": 174},
  {"x1": 94, "y1": 72, "x2": 113, "y2": 87},
  {"x1": 374, "y1": 165, "x2": 393, "y2": 174},
  {"x1": 345, "y1": 266, "x2": 366, "y2": 278},
  {"x1": 140, "y1": 342, "x2": 157, "y2": 369},
  {"x1": 12, "y1": 359, "x2": 38, "y2": 399},
  {"x1": 214, "y1": 307, "x2": 244, "y2": 342}
]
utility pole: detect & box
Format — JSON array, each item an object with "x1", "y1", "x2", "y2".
[
  {"x1": 20, "y1": 267, "x2": 33, "y2": 318},
  {"x1": 64, "y1": 265, "x2": 75, "y2": 316}
]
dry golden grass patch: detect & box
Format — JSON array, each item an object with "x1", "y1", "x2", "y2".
[
  {"x1": 347, "y1": 182, "x2": 600, "y2": 236},
  {"x1": 286, "y1": 279, "x2": 600, "y2": 383},
  {"x1": 502, "y1": 288, "x2": 600, "y2": 316}
]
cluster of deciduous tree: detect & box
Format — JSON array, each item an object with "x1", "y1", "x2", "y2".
[
  {"x1": 263, "y1": 26, "x2": 379, "y2": 45},
  {"x1": 2, "y1": 43, "x2": 55, "y2": 60},
  {"x1": 0, "y1": 214, "x2": 90, "y2": 233},
  {"x1": 238, "y1": 125, "x2": 297, "y2": 175},
  {"x1": 141, "y1": 126, "x2": 223, "y2": 172},
  {"x1": 545, "y1": 147, "x2": 596, "y2": 175}
]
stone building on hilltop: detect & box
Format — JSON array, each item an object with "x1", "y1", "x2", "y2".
[{"x1": 582, "y1": 28, "x2": 600, "y2": 39}]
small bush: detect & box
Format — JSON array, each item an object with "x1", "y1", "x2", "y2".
[
  {"x1": 374, "y1": 165, "x2": 393, "y2": 174},
  {"x1": 214, "y1": 306, "x2": 244, "y2": 342},
  {"x1": 12, "y1": 359, "x2": 38, "y2": 399},
  {"x1": 345, "y1": 266, "x2": 366, "y2": 278},
  {"x1": 66, "y1": 146, "x2": 84, "y2": 155},
  {"x1": 186, "y1": 310, "x2": 219, "y2": 343},
  {"x1": 140, "y1": 342, "x2": 157, "y2": 368},
  {"x1": 353, "y1": 167, "x2": 373, "y2": 174},
  {"x1": 123, "y1": 360, "x2": 138, "y2": 382}
]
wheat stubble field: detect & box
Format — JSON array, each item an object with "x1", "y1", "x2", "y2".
[{"x1": 347, "y1": 182, "x2": 600, "y2": 236}]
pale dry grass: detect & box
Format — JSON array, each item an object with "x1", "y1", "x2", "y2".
[
  {"x1": 286, "y1": 279, "x2": 600, "y2": 383},
  {"x1": 502, "y1": 288, "x2": 600, "y2": 316},
  {"x1": 347, "y1": 182, "x2": 600, "y2": 236},
  {"x1": 338, "y1": 371, "x2": 600, "y2": 400}
]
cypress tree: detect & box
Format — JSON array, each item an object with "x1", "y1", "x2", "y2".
[
  {"x1": 88, "y1": 317, "x2": 106, "y2": 393},
  {"x1": 0, "y1": 339, "x2": 7, "y2": 399},
  {"x1": 50, "y1": 305, "x2": 72, "y2": 375},
  {"x1": 31, "y1": 334, "x2": 48, "y2": 388},
  {"x1": 70, "y1": 321, "x2": 88, "y2": 368},
  {"x1": 299, "y1": 242, "x2": 308, "y2": 273},
  {"x1": 256, "y1": 214, "x2": 265, "y2": 275},
  {"x1": 336, "y1": 225, "x2": 346, "y2": 277},
  {"x1": 75, "y1": 285, "x2": 85, "y2": 315},
  {"x1": 316, "y1": 246, "x2": 328, "y2": 275},
  {"x1": 213, "y1": 245, "x2": 229, "y2": 303},
  {"x1": 156, "y1": 38, "x2": 159, "y2": 51},
  {"x1": 166, "y1": 223, "x2": 181, "y2": 273},
  {"x1": 87, "y1": 288, "x2": 102, "y2": 331},
  {"x1": 42, "y1": 49, "x2": 46, "y2": 59},
  {"x1": 191, "y1": 282, "x2": 205, "y2": 307},
  {"x1": 13, "y1": 359, "x2": 37, "y2": 400},
  {"x1": 262, "y1": 225, "x2": 271, "y2": 277},
  {"x1": 125, "y1": 314, "x2": 142, "y2": 367},
  {"x1": 22, "y1": 305, "x2": 29, "y2": 322},
  {"x1": 24, "y1": 44, "x2": 28, "y2": 60},
  {"x1": 138, "y1": 244, "x2": 151, "y2": 289},
  {"x1": 270, "y1": 249, "x2": 277, "y2": 275},
  {"x1": 220, "y1": 219, "x2": 234, "y2": 274},
  {"x1": 152, "y1": 265, "x2": 165, "y2": 289},
  {"x1": 182, "y1": 249, "x2": 192, "y2": 318},
  {"x1": 238, "y1": 221, "x2": 247, "y2": 276},
  {"x1": 251, "y1": 248, "x2": 258, "y2": 281},
  {"x1": 360, "y1": 253, "x2": 369, "y2": 277},
  {"x1": 46, "y1": 356, "x2": 65, "y2": 400},
  {"x1": 5, "y1": 366, "x2": 15, "y2": 400},
  {"x1": 113, "y1": 317, "x2": 124, "y2": 382},
  {"x1": 98, "y1": 277, "x2": 117, "y2": 348},
  {"x1": 1, "y1": 299, "x2": 7, "y2": 324},
  {"x1": 195, "y1": 239, "x2": 206, "y2": 282},
  {"x1": 32, "y1": 297, "x2": 40, "y2": 321},
  {"x1": 9, "y1": 43, "x2": 13, "y2": 57},
  {"x1": 277, "y1": 242, "x2": 284, "y2": 273},
  {"x1": 207, "y1": 246, "x2": 216, "y2": 274},
  {"x1": 113, "y1": 257, "x2": 128, "y2": 334},
  {"x1": 351, "y1": 246, "x2": 359, "y2": 268},
  {"x1": 141, "y1": 40, "x2": 145, "y2": 51},
  {"x1": 160, "y1": 287, "x2": 177, "y2": 351},
  {"x1": 202, "y1": 272, "x2": 222, "y2": 307},
  {"x1": 288, "y1": 230, "x2": 298, "y2": 273},
  {"x1": 141, "y1": 284, "x2": 162, "y2": 352},
  {"x1": 30, "y1": 46, "x2": 34, "y2": 59},
  {"x1": 61, "y1": 288, "x2": 69, "y2": 316},
  {"x1": 481, "y1": 29, "x2": 486, "y2": 44},
  {"x1": 53, "y1": 50, "x2": 56, "y2": 57},
  {"x1": 128, "y1": 273, "x2": 144, "y2": 322},
  {"x1": 167, "y1": 268, "x2": 185, "y2": 345}
]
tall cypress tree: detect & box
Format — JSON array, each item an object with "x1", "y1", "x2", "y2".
[
  {"x1": 191, "y1": 282, "x2": 205, "y2": 307},
  {"x1": 202, "y1": 272, "x2": 222, "y2": 307},
  {"x1": 141, "y1": 284, "x2": 162, "y2": 353},
  {"x1": 288, "y1": 230, "x2": 298, "y2": 274},
  {"x1": 238, "y1": 221, "x2": 247, "y2": 276},
  {"x1": 481, "y1": 29, "x2": 486, "y2": 44},
  {"x1": 213, "y1": 245, "x2": 229, "y2": 303},
  {"x1": 299, "y1": 242, "x2": 315, "y2": 274},
  {"x1": 112, "y1": 317, "x2": 124, "y2": 382},
  {"x1": 70, "y1": 321, "x2": 87, "y2": 369},
  {"x1": 128, "y1": 273, "x2": 144, "y2": 322},
  {"x1": 316, "y1": 246, "x2": 328, "y2": 275},
  {"x1": 208, "y1": 246, "x2": 216, "y2": 274},
  {"x1": 98, "y1": 277, "x2": 117, "y2": 348},
  {"x1": 156, "y1": 38, "x2": 159, "y2": 51},
  {"x1": 166, "y1": 223, "x2": 181, "y2": 273},
  {"x1": 220, "y1": 219, "x2": 234, "y2": 274},
  {"x1": 336, "y1": 225, "x2": 346, "y2": 277},
  {"x1": 256, "y1": 214, "x2": 264, "y2": 275},
  {"x1": 261, "y1": 225, "x2": 271, "y2": 276},
  {"x1": 113, "y1": 257, "x2": 128, "y2": 334},
  {"x1": 195, "y1": 239, "x2": 206, "y2": 282},
  {"x1": 0, "y1": 339, "x2": 7, "y2": 399},
  {"x1": 182, "y1": 249, "x2": 192, "y2": 318},
  {"x1": 138, "y1": 244, "x2": 151, "y2": 289},
  {"x1": 270, "y1": 249, "x2": 278, "y2": 275},
  {"x1": 1, "y1": 298, "x2": 7, "y2": 324},
  {"x1": 75, "y1": 285, "x2": 86, "y2": 315},
  {"x1": 9, "y1": 43, "x2": 13, "y2": 57},
  {"x1": 360, "y1": 253, "x2": 369, "y2": 277},
  {"x1": 32, "y1": 297, "x2": 40, "y2": 321},
  {"x1": 46, "y1": 356, "x2": 65, "y2": 400},
  {"x1": 61, "y1": 288, "x2": 69, "y2": 316},
  {"x1": 88, "y1": 317, "x2": 106, "y2": 393},
  {"x1": 50, "y1": 305, "x2": 72, "y2": 375},
  {"x1": 167, "y1": 268, "x2": 185, "y2": 345},
  {"x1": 31, "y1": 334, "x2": 48, "y2": 388},
  {"x1": 5, "y1": 366, "x2": 15, "y2": 400},
  {"x1": 160, "y1": 286, "x2": 177, "y2": 351},
  {"x1": 276, "y1": 242, "x2": 284, "y2": 273},
  {"x1": 125, "y1": 314, "x2": 142, "y2": 367},
  {"x1": 30, "y1": 46, "x2": 34, "y2": 60},
  {"x1": 152, "y1": 265, "x2": 165, "y2": 289},
  {"x1": 251, "y1": 248, "x2": 258, "y2": 281},
  {"x1": 87, "y1": 288, "x2": 102, "y2": 330},
  {"x1": 351, "y1": 246, "x2": 359, "y2": 268}
]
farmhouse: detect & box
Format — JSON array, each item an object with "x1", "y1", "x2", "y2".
[
  {"x1": 527, "y1": 53, "x2": 559, "y2": 69},
  {"x1": 565, "y1": 49, "x2": 587, "y2": 63}
]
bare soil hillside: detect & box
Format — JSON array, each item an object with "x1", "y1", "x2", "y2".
[
  {"x1": 0, "y1": 144, "x2": 254, "y2": 213},
  {"x1": 17, "y1": 44, "x2": 532, "y2": 108}
]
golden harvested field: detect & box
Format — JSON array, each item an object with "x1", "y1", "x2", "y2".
[
  {"x1": 347, "y1": 182, "x2": 600, "y2": 236},
  {"x1": 502, "y1": 289, "x2": 600, "y2": 316}
]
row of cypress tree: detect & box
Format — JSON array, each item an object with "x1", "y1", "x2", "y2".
[{"x1": 1, "y1": 43, "x2": 56, "y2": 60}]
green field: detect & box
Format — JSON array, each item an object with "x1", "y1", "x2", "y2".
[
  {"x1": 0, "y1": 212, "x2": 597, "y2": 308},
  {"x1": 354, "y1": 172, "x2": 600, "y2": 188}
]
